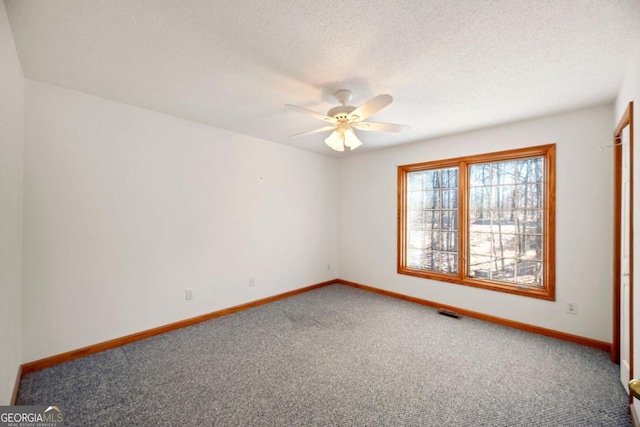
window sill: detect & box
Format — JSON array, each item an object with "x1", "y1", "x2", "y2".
[{"x1": 398, "y1": 267, "x2": 555, "y2": 301}]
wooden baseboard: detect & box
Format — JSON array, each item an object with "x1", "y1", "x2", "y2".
[
  {"x1": 21, "y1": 280, "x2": 336, "y2": 375},
  {"x1": 631, "y1": 403, "x2": 639, "y2": 427},
  {"x1": 11, "y1": 365, "x2": 22, "y2": 405},
  {"x1": 336, "y1": 279, "x2": 611, "y2": 352},
  {"x1": 17, "y1": 277, "x2": 611, "y2": 382}
]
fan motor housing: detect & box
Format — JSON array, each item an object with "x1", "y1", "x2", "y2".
[{"x1": 327, "y1": 105, "x2": 357, "y2": 121}]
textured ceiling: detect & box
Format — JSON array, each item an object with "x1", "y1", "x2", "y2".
[{"x1": 5, "y1": 0, "x2": 640, "y2": 156}]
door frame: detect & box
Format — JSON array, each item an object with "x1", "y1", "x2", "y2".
[{"x1": 612, "y1": 101, "x2": 634, "y2": 387}]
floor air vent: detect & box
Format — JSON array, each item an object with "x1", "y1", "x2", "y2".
[{"x1": 437, "y1": 308, "x2": 461, "y2": 319}]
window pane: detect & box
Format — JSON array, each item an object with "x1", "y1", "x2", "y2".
[
  {"x1": 407, "y1": 229, "x2": 425, "y2": 249},
  {"x1": 519, "y1": 234, "x2": 542, "y2": 261},
  {"x1": 440, "y1": 168, "x2": 459, "y2": 188},
  {"x1": 440, "y1": 252, "x2": 458, "y2": 274},
  {"x1": 423, "y1": 251, "x2": 440, "y2": 270},
  {"x1": 407, "y1": 249, "x2": 423, "y2": 269},
  {"x1": 516, "y1": 157, "x2": 544, "y2": 184},
  {"x1": 424, "y1": 170, "x2": 442, "y2": 189},
  {"x1": 496, "y1": 161, "x2": 516, "y2": 185},
  {"x1": 516, "y1": 209, "x2": 543, "y2": 234},
  {"x1": 493, "y1": 258, "x2": 516, "y2": 282},
  {"x1": 441, "y1": 189, "x2": 458, "y2": 209},
  {"x1": 467, "y1": 156, "x2": 546, "y2": 288},
  {"x1": 469, "y1": 209, "x2": 491, "y2": 227},
  {"x1": 469, "y1": 232, "x2": 492, "y2": 255},
  {"x1": 469, "y1": 187, "x2": 491, "y2": 210},
  {"x1": 515, "y1": 184, "x2": 543, "y2": 209},
  {"x1": 469, "y1": 187, "x2": 494, "y2": 209},
  {"x1": 441, "y1": 210, "x2": 458, "y2": 231},
  {"x1": 424, "y1": 211, "x2": 441, "y2": 229},
  {"x1": 494, "y1": 185, "x2": 515, "y2": 209},
  {"x1": 516, "y1": 261, "x2": 542, "y2": 287},
  {"x1": 424, "y1": 190, "x2": 440, "y2": 209},
  {"x1": 493, "y1": 209, "x2": 515, "y2": 228},
  {"x1": 408, "y1": 171, "x2": 425, "y2": 191},
  {"x1": 441, "y1": 231, "x2": 458, "y2": 252},
  {"x1": 408, "y1": 210, "x2": 424, "y2": 228},
  {"x1": 426, "y1": 231, "x2": 441, "y2": 251},
  {"x1": 469, "y1": 163, "x2": 492, "y2": 187},
  {"x1": 469, "y1": 254, "x2": 492, "y2": 278},
  {"x1": 494, "y1": 232, "x2": 517, "y2": 259},
  {"x1": 403, "y1": 166, "x2": 459, "y2": 275},
  {"x1": 408, "y1": 191, "x2": 425, "y2": 210}
]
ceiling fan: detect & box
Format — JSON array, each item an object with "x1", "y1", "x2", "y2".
[{"x1": 285, "y1": 90, "x2": 410, "y2": 152}]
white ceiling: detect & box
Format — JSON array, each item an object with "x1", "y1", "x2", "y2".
[{"x1": 5, "y1": 0, "x2": 640, "y2": 157}]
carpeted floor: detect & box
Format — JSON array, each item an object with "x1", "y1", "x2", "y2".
[{"x1": 17, "y1": 284, "x2": 631, "y2": 426}]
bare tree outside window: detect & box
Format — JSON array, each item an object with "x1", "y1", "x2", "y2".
[
  {"x1": 468, "y1": 157, "x2": 544, "y2": 287},
  {"x1": 406, "y1": 167, "x2": 459, "y2": 274}
]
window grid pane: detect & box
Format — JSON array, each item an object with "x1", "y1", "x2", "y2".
[
  {"x1": 468, "y1": 156, "x2": 545, "y2": 288},
  {"x1": 406, "y1": 167, "x2": 459, "y2": 274}
]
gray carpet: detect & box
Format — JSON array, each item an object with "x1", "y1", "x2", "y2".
[{"x1": 17, "y1": 284, "x2": 631, "y2": 426}]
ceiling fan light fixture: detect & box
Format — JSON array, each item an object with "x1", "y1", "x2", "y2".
[
  {"x1": 287, "y1": 90, "x2": 410, "y2": 152},
  {"x1": 343, "y1": 128, "x2": 362, "y2": 149},
  {"x1": 325, "y1": 130, "x2": 344, "y2": 152},
  {"x1": 325, "y1": 127, "x2": 362, "y2": 152}
]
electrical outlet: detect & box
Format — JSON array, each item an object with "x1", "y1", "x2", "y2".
[
  {"x1": 327, "y1": 264, "x2": 331, "y2": 271},
  {"x1": 185, "y1": 288, "x2": 194, "y2": 301},
  {"x1": 566, "y1": 301, "x2": 577, "y2": 315},
  {"x1": 249, "y1": 277, "x2": 255, "y2": 288}
]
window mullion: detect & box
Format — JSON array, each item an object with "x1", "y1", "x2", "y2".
[
  {"x1": 397, "y1": 166, "x2": 408, "y2": 272},
  {"x1": 459, "y1": 161, "x2": 469, "y2": 280}
]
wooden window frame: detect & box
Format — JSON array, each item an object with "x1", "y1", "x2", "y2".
[{"x1": 398, "y1": 144, "x2": 556, "y2": 300}]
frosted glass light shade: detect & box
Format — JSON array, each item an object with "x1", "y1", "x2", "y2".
[
  {"x1": 343, "y1": 129, "x2": 362, "y2": 149},
  {"x1": 324, "y1": 126, "x2": 363, "y2": 151},
  {"x1": 325, "y1": 131, "x2": 345, "y2": 151}
]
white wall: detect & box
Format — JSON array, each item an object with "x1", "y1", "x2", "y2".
[
  {"x1": 22, "y1": 80, "x2": 339, "y2": 363},
  {"x1": 339, "y1": 105, "x2": 614, "y2": 342},
  {"x1": 0, "y1": 1, "x2": 23, "y2": 404}
]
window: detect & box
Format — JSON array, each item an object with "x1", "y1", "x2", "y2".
[{"x1": 398, "y1": 144, "x2": 555, "y2": 300}]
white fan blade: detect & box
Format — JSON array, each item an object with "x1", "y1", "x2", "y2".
[
  {"x1": 289, "y1": 125, "x2": 335, "y2": 138},
  {"x1": 352, "y1": 121, "x2": 410, "y2": 132},
  {"x1": 285, "y1": 104, "x2": 336, "y2": 123},
  {"x1": 348, "y1": 94, "x2": 393, "y2": 122}
]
